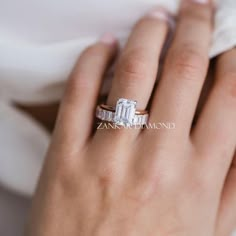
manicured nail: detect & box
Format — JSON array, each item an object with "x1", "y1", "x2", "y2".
[
  {"x1": 100, "y1": 33, "x2": 117, "y2": 45},
  {"x1": 146, "y1": 7, "x2": 170, "y2": 22},
  {"x1": 191, "y1": 0, "x2": 209, "y2": 4}
]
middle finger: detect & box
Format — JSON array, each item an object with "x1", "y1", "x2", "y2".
[{"x1": 148, "y1": 0, "x2": 213, "y2": 141}]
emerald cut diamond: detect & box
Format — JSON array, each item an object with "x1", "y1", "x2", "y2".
[{"x1": 114, "y1": 98, "x2": 137, "y2": 127}]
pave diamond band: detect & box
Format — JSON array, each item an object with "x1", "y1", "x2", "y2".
[{"x1": 96, "y1": 98, "x2": 149, "y2": 127}]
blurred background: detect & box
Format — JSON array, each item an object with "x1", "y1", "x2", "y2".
[{"x1": 0, "y1": 0, "x2": 236, "y2": 235}]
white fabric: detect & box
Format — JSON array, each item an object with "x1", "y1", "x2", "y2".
[{"x1": 0, "y1": 0, "x2": 236, "y2": 200}]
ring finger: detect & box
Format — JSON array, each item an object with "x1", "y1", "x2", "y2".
[{"x1": 95, "y1": 8, "x2": 170, "y2": 139}]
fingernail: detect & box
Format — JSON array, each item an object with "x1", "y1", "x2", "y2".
[
  {"x1": 100, "y1": 33, "x2": 117, "y2": 45},
  {"x1": 190, "y1": 0, "x2": 209, "y2": 4},
  {"x1": 146, "y1": 7, "x2": 170, "y2": 22}
]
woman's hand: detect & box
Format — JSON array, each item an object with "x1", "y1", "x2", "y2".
[{"x1": 26, "y1": 0, "x2": 236, "y2": 235}]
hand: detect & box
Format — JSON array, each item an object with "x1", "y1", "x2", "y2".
[{"x1": 26, "y1": 1, "x2": 236, "y2": 235}]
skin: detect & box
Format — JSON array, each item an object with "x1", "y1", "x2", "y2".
[{"x1": 26, "y1": 0, "x2": 236, "y2": 235}]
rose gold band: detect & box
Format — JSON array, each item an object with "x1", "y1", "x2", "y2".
[{"x1": 100, "y1": 104, "x2": 148, "y2": 115}]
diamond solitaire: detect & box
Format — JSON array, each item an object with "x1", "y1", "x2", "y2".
[
  {"x1": 114, "y1": 98, "x2": 137, "y2": 127},
  {"x1": 96, "y1": 98, "x2": 149, "y2": 127}
]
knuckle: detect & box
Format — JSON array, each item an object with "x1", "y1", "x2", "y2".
[
  {"x1": 131, "y1": 161, "x2": 181, "y2": 203},
  {"x1": 64, "y1": 75, "x2": 88, "y2": 104},
  {"x1": 77, "y1": 44, "x2": 107, "y2": 74},
  {"x1": 70, "y1": 70, "x2": 92, "y2": 89},
  {"x1": 65, "y1": 76, "x2": 80, "y2": 95},
  {"x1": 180, "y1": 6, "x2": 211, "y2": 24},
  {"x1": 134, "y1": 17, "x2": 152, "y2": 29},
  {"x1": 97, "y1": 169, "x2": 115, "y2": 188},
  {"x1": 81, "y1": 44, "x2": 102, "y2": 59},
  {"x1": 168, "y1": 46, "x2": 207, "y2": 81},
  {"x1": 96, "y1": 160, "x2": 119, "y2": 186},
  {"x1": 187, "y1": 174, "x2": 209, "y2": 197},
  {"x1": 66, "y1": 47, "x2": 103, "y2": 97},
  {"x1": 52, "y1": 156, "x2": 80, "y2": 193},
  {"x1": 127, "y1": 177, "x2": 160, "y2": 205},
  {"x1": 117, "y1": 48, "x2": 150, "y2": 85},
  {"x1": 182, "y1": 168, "x2": 210, "y2": 200},
  {"x1": 218, "y1": 71, "x2": 236, "y2": 101}
]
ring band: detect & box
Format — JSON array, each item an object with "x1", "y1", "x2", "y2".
[{"x1": 96, "y1": 98, "x2": 149, "y2": 127}]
